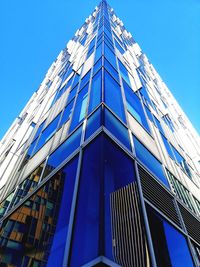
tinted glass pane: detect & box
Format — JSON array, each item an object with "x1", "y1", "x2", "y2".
[
  {"x1": 59, "y1": 100, "x2": 74, "y2": 128},
  {"x1": 123, "y1": 80, "x2": 150, "y2": 132},
  {"x1": 0, "y1": 157, "x2": 78, "y2": 267},
  {"x1": 88, "y1": 70, "x2": 102, "y2": 113},
  {"x1": 145, "y1": 106, "x2": 154, "y2": 122},
  {"x1": 80, "y1": 70, "x2": 91, "y2": 90},
  {"x1": 70, "y1": 84, "x2": 89, "y2": 131},
  {"x1": 45, "y1": 126, "x2": 82, "y2": 174},
  {"x1": 67, "y1": 84, "x2": 78, "y2": 104},
  {"x1": 95, "y1": 44, "x2": 102, "y2": 63},
  {"x1": 33, "y1": 121, "x2": 45, "y2": 141},
  {"x1": 133, "y1": 136, "x2": 169, "y2": 187},
  {"x1": 115, "y1": 40, "x2": 125, "y2": 54},
  {"x1": 69, "y1": 134, "x2": 135, "y2": 266},
  {"x1": 104, "y1": 44, "x2": 117, "y2": 69},
  {"x1": 161, "y1": 134, "x2": 176, "y2": 160},
  {"x1": 26, "y1": 138, "x2": 38, "y2": 159},
  {"x1": 10, "y1": 162, "x2": 45, "y2": 208},
  {"x1": 147, "y1": 206, "x2": 195, "y2": 267},
  {"x1": 93, "y1": 58, "x2": 102, "y2": 75},
  {"x1": 72, "y1": 73, "x2": 80, "y2": 87},
  {"x1": 171, "y1": 146, "x2": 184, "y2": 165},
  {"x1": 46, "y1": 157, "x2": 78, "y2": 267},
  {"x1": 104, "y1": 108, "x2": 130, "y2": 150},
  {"x1": 34, "y1": 114, "x2": 61, "y2": 153},
  {"x1": 154, "y1": 116, "x2": 164, "y2": 135},
  {"x1": 118, "y1": 60, "x2": 130, "y2": 86},
  {"x1": 85, "y1": 107, "x2": 102, "y2": 140},
  {"x1": 104, "y1": 58, "x2": 119, "y2": 82},
  {"x1": 104, "y1": 70, "x2": 126, "y2": 122}
]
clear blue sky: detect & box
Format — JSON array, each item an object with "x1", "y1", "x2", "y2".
[{"x1": 0, "y1": 0, "x2": 199, "y2": 139}]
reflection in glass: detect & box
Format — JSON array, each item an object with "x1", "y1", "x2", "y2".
[
  {"x1": 44, "y1": 125, "x2": 82, "y2": 176},
  {"x1": 88, "y1": 70, "x2": 102, "y2": 114},
  {"x1": 0, "y1": 157, "x2": 78, "y2": 267},
  {"x1": 133, "y1": 136, "x2": 169, "y2": 188},
  {"x1": 147, "y1": 205, "x2": 195, "y2": 267},
  {"x1": 104, "y1": 70, "x2": 126, "y2": 123},
  {"x1": 69, "y1": 134, "x2": 135, "y2": 266}
]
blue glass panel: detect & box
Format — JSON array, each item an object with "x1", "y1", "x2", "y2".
[
  {"x1": 123, "y1": 81, "x2": 150, "y2": 132},
  {"x1": 85, "y1": 107, "x2": 102, "y2": 140},
  {"x1": 93, "y1": 58, "x2": 102, "y2": 75},
  {"x1": 59, "y1": 100, "x2": 74, "y2": 128},
  {"x1": 34, "y1": 114, "x2": 61, "y2": 154},
  {"x1": 67, "y1": 84, "x2": 78, "y2": 104},
  {"x1": 88, "y1": 70, "x2": 102, "y2": 114},
  {"x1": 171, "y1": 145, "x2": 184, "y2": 165},
  {"x1": 145, "y1": 106, "x2": 154, "y2": 122},
  {"x1": 79, "y1": 70, "x2": 91, "y2": 90},
  {"x1": 104, "y1": 44, "x2": 117, "y2": 69},
  {"x1": 139, "y1": 85, "x2": 151, "y2": 107},
  {"x1": 147, "y1": 206, "x2": 195, "y2": 267},
  {"x1": 104, "y1": 58, "x2": 119, "y2": 82},
  {"x1": 0, "y1": 157, "x2": 79, "y2": 267},
  {"x1": 154, "y1": 116, "x2": 165, "y2": 135},
  {"x1": 45, "y1": 126, "x2": 82, "y2": 173},
  {"x1": 133, "y1": 136, "x2": 169, "y2": 187},
  {"x1": 104, "y1": 70, "x2": 126, "y2": 122},
  {"x1": 46, "y1": 157, "x2": 78, "y2": 267},
  {"x1": 33, "y1": 120, "x2": 46, "y2": 141},
  {"x1": 69, "y1": 134, "x2": 135, "y2": 266},
  {"x1": 69, "y1": 84, "x2": 89, "y2": 132},
  {"x1": 118, "y1": 60, "x2": 131, "y2": 86},
  {"x1": 115, "y1": 40, "x2": 125, "y2": 54},
  {"x1": 104, "y1": 108, "x2": 131, "y2": 150},
  {"x1": 71, "y1": 73, "x2": 80, "y2": 87},
  {"x1": 26, "y1": 138, "x2": 37, "y2": 158},
  {"x1": 95, "y1": 44, "x2": 102, "y2": 63},
  {"x1": 161, "y1": 134, "x2": 176, "y2": 160},
  {"x1": 87, "y1": 46, "x2": 95, "y2": 59}
]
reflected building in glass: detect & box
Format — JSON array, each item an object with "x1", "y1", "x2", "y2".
[{"x1": 0, "y1": 0, "x2": 200, "y2": 266}]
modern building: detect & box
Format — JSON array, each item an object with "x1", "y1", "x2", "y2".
[{"x1": 0, "y1": 0, "x2": 200, "y2": 266}]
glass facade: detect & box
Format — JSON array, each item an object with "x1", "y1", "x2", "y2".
[{"x1": 0, "y1": 0, "x2": 199, "y2": 266}]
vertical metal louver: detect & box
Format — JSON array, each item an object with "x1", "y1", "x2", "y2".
[
  {"x1": 110, "y1": 182, "x2": 151, "y2": 267},
  {"x1": 178, "y1": 202, "x2": 200, "y2": 245},
  {"x1": 138, "y1": 165, "x2": 182, "y2": 228}
]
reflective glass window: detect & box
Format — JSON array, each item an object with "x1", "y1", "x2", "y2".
[
  {"x1": 161, "y1": 134, "x2": 176, "y2": 160},
  {"x1": 145, "y1": 106, "x2": 154, "y2": 122},
  {"x1": 104, "y1": 108, "x2": 131, "y2": 150},
  {"x1": 70, "y1": 84, "x2": 89, "y2": 131},
  {"x1": 67, "y1": 84, "x2": 78, "y2": 104},
  {"x1": 104, "y1": 58, "x2": 119, "y2": 82},
  {"x1": 45, "y1": 125, "x2": 82, "y2": 173},
  {"x1": 34, "y1": 114, "x2": 61, "y2": 153},
  {"x1": 93, "y1": 58, "x2": 102, "y2": 75},
  {"x1": 0, "y1": 157, "x2": 78, "y2": 267},
  {"x1": 115, "y1": 40, "x2": 125, "y2": 54},
  {"x1": 133, "y1": 136, "x2": 169, "y2": 187},
  {"x1": 69, "y1": 134, "x2": 135, "y2": 266},
  {"x1": 88, "y1": 70, "x2": 102, "y2": 114},
  {"x1": 123, "y1": 81, "x2": 150, "y2": 132},
  {"x1": 154, "y1": 116, "x2": 164, "y2": 135},
  {"x1": 104, "y1": 70, "x2": 126, "y2": 122},
  {"x1": 59, "y1": 100, "x2": 74, "y2": 128},
  {"x1": 147, "y1": 206, "x2": 195, "y2": 267},
  {"x1": 80, "y1": 70, "x2": 91, "y2": 90},
  {"x1": 118, "y1": 60, "x2": 131, "y2": 86},
  {"x1": 72, "y1": 73, "x2": 80, "y2": 88},
  {"x1": 85, "y1": 107, "x2": 102, "y2": 140},
  {"x1": 95, "y1": 44, "x2": 103, "y2": 63},
  {"x1": 104, "y1": 44, "x2": 117, "y2": 69}
]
